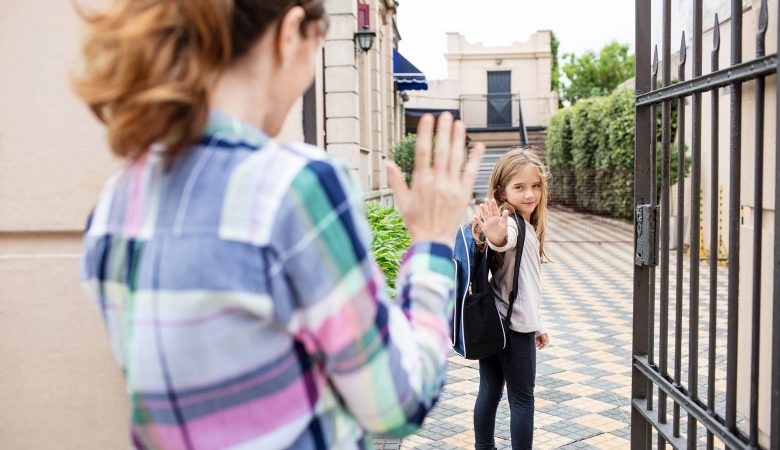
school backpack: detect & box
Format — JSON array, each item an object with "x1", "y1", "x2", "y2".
[{"x1": 451, "y1": 215, "x2": 525, "y2": 360}]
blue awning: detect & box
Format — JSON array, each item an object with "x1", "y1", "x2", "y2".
[{"x1": 393, "y1": 49, "x2": 428, "y2": 91}]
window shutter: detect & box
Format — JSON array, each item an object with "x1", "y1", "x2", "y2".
[{"x1": 357, "y1": 3, "x2": 369, "y2": 29}]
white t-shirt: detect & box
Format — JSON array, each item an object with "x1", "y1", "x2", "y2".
[{"x1": 486, "y1": 216, "x2": 546, "y2": 336}]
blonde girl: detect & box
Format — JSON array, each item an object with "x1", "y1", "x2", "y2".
[{"x1": 471, "y1": 148, "x2": 551, "y2": 450}]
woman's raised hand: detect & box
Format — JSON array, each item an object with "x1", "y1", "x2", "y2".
[
  {"x1": 474, "y1": 198, "x2": 509, "y2": 246},
  {"x1": 387, "y1": 113, "x2": 485, "y2": 246}
]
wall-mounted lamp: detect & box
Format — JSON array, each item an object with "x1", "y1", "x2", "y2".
[{"x1": 354, "y1": 26, "x2": 376, "y2": 54}]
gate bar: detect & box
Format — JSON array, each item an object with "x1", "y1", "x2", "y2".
[
  {"x1": 658, "y1": 32, "x2": 681, "y2": 450},
  {"x1": 633, "y1": 0, "x2": 654, "y2": 446},
  {"x1": 749, "y1": 3, "x2": 768, "y2": 447},
  {"x1": 646, "y1": 53, "x2": 658, "y2": 414},
  {"x1": 653, "y1": 3, "x2": 673, "y2": 442},
  {"x1": 706, "y1": 15, "x2": 721, "y2": 450},
  {"x1": 687, "y1": 1, "x2": 704, "y2": 448},
  {"x1": 673, "y1": 38, "x2": 686, "y2": 440},
  {"x1": 725, "y1": 0, "x2": 742, "y2": 436}
]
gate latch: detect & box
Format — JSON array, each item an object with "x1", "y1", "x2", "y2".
[{"x1": 635, "y1": 204, "x2": 658, "y2": 267}]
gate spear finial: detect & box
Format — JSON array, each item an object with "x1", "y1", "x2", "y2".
[
  {"x1": 758, "y1": 0, "x2": 768, "y2": 36},
  {"x1": 652, "y1": 45, "x2": 659, "y2": 77},
  {"x1": 713, "y1": 14, "x2": 720, "y2": 52}
]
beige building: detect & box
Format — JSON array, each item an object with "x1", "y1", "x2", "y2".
[
  {"x1": 406, "y1": 31, "x2": 558, "y2": 149},
  {"x1": 0, "y1": 0, "x2": 403, "y2": 447},
  {"x1": 405, "y1": 32, "x2": 558, "y2": 197},
  {"x1": 280, "y1": 0, "x2": 406, "y2": 204}
]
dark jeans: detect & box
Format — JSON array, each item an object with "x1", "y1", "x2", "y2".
[{"x1": 473, "y1": 331, "x2": 536, "y2": 450}]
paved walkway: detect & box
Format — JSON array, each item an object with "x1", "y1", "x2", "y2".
[{"x1": 375, "y1": 207, "x2": 636, "y2": 449}]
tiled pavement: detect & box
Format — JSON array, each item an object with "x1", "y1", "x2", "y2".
[{"x1": 375, "y1": 206, "x2": 736, "y2": 449}]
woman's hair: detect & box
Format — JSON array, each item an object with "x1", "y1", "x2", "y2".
[
  {"x1": 72, "y1": 0, "x2": 327, "y2": 165},
  {"x1": 472, "y1": 147, "x2": 551, "y2": 264}
]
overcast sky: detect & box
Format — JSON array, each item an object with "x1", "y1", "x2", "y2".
[{"x1": 395, "y1": 0, "x2": 636, "y2": 80}]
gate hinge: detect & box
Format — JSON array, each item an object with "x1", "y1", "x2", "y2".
[{"x1": 635, "y1": 204, "x2": 659, "y2": 267}]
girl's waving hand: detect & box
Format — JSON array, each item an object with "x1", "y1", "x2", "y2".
[{"x1": 474, "y1": 198, "x2": 510, "y2": 246}]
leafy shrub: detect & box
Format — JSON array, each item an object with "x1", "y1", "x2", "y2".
[
  {"x1": 392, "y1": 134, "x2": 417, "y2": 184},
  {"x1": 546, "y1": 108, "x2": 575, "y2": 206},
  {"x1": 545, "y1": 88, "x2": 690, "y2": 221},
  {"x1": 570, "y1": 96, "x2": 609, "y2": 212},
  {"x1": 364, "y1": 202, "x2": 411, "y2": 296},
  {"x1": 392, "y1": 133, "x2": 442, "y2": 185},
  {"x1": 599, "y1": 88, "x2": 635, "y2": 219}
]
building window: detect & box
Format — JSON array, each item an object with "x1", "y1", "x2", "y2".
[{"x1": 487, "y1": 71, "x2": 512, "y2": 128}]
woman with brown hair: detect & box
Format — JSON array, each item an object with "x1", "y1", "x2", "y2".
[{"x1": 74, "y1": 1, "x2": 484, "y2": 448}]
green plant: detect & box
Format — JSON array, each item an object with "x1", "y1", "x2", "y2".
[
  {"x1": 570, "y1": 96, "x2": 609, "y2": 212},
  {"x1": 546, "y1": 108, "x2": 575, "y2": 206},
  {"x1": 364, "y1": 202, "x2": 411, "y2": 296},
  {"x1": 391, "y1": 133, "x2": 440, "y2": 184},
  {"x1": 546, "y1": 108, "x2": 572, "y2": 169},
  {"x1": 550, "y1": 31, "x2": 561, "y2": 107},
  {"x1": 392, "y1": 133, "x2": 417, "y2": 184},
  {"x1": 599, "y1": 88, "x2": 635, "y2": 219}
]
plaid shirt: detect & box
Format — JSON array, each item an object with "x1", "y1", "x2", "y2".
[{"x1": 81, "y1": 110, "x2": 455, "y2": 450}]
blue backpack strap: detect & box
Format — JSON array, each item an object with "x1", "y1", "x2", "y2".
[
  {"x1": 453, "y1": 224, "x2": 474, "y2": 297},
  {"x1": 503, "y1": 214, "x2": 526, "y2": 327}
]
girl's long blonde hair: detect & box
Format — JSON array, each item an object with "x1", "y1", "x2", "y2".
[
  {"x1": 472, "y1": 147, "x2": 551, "y2": 263},
  {"x1": 71, "y1": 0, "x2": 327, "y2": 166}
]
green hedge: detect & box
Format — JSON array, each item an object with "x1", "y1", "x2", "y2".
[
  {"x1": 364, "y1": 202, "x2": 411, "y2": 297},
  {"x1": 599, "y1": 89, "x2": 635, "y2": 218},
  {"x1": 545, "y1": 88, "x2": 689, "y2": 220},
  {"x1": 570, "y1": 96, "x2": 609, "y2": 213},
  {"x1": 546, "y1": 108, "x2": 575, "y2": 207}
]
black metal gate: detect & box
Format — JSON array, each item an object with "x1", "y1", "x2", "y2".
[{"x1": 633, "y1": 0, "x2": 779, "y2": 448}]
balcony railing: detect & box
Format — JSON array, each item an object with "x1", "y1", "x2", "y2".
[{"x1": 458, "y1": 93, "x2": 557, "y2": 131}]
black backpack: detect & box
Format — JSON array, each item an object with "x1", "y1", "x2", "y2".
[{"x1": 454, "y1": 215, "x2": 526, "y2": 360}]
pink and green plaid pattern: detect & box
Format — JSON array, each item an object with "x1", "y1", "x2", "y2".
[{"x1": 81, "y1": 110, "x2": 455, "y2": 450}]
